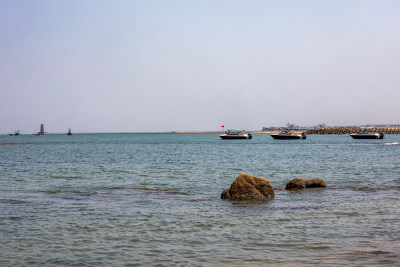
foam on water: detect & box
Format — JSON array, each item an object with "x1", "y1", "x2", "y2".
[{"x1": 383, "y1": 142, "x2": 400, "y2": 145}]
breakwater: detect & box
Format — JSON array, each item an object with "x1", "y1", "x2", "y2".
[{"x1": 306, "y1": 126, "x2": 400, "y2": 134}]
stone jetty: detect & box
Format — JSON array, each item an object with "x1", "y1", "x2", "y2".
[{"x1": 306, "y1": 127, "x2": 400, "y2": 135}]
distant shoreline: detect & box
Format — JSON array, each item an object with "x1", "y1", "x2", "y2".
[
  {"x1": 44, "y1": 131, "x2": 270, "y2": 135},
  {"x1": 4, "y1": 126, "x2": 400, "y2": 135},
  {"x1": 44, "y1": 126, "x2": 400, "y2": 135}
]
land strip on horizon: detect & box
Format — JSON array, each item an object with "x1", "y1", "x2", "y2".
[{"x1": 5, "y1": 126, "x2": 400, "y2": 135}]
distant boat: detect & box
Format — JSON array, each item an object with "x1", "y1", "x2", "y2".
[
  {"x1": 270, "y1": 130, "x2": 306, "y2": 140},
  {"x1": 67, "y1": 128, "x2": 72, "y2": 136},
  {"x1": 350, "y1": 131, "x2": 384, "y2": 139},
  {"x1": 220, "y1": 129, "x2": 252, "y2": 139},
  {"x1": 9, "y1": 130, "x2": 21, "y2": 136}
]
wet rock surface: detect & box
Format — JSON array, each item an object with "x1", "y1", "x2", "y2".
[
  {"x1": 285, "y1": 178, "x2": 326, "y2": 190},
  {"x1": 221, "y1": 173, "x2": 274, "y2": 200}
]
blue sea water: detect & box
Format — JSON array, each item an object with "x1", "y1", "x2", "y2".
[{"x1": 1, "y1": 133, "x2": 399, "y2": 266}]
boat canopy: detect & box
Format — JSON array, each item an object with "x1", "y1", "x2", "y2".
[{"x1": 228, "y1": 128, "x2": 243, "y2": 131}]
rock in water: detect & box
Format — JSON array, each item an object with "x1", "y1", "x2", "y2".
[
  {"x1": 285, "y1": 178, "x2": 326, "y2": 190},
  {"x1": 285, "y1": 178, "x2": 309, "y2": 189},
  {"x1": 221, "y1": 188, "x2": 231, "y2": 199},
  {"x1": 221, "y1": 173, "x2": 274, "y2": 200},
  {"x1": 306, "y1": 178, "x2": 326, "y2": 188}
]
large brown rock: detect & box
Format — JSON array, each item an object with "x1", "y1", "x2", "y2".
[
  {"x1": 285, "y1": 178, "x2": 326, "y2": 190},
  {"x1": 221, "y1": 173, "x2": 274, "y2": 200}
]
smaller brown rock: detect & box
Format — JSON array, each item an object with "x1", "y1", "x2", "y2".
[
  {"x1": 285, "y1": 178, "x2": 309, "y2": 189},
  {"x1": 306, "y1": 178, "x2": 326, "y2": 188},
  {"x1": 286, "y1": 178, "x2": 326, "y2": 190}
]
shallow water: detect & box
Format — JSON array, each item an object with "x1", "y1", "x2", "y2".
[{"x1": 1, "y1": 133, "x2": 399, "y2": 266}]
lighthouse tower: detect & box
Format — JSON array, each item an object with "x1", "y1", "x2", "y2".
[{"x1": 38, "y1": 124, "x2": 45, "y2": 135}]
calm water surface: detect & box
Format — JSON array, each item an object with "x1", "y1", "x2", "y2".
[{"x1": 1, "y1": 133, "x2": 399, "y2": 266}]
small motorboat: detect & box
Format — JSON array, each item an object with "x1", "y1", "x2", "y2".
[
  {"x1": 270, "y1": 130, "x2": 306, "y2": 140},
  {"x1": 350, "y1": 131, "x2": 384, "y2": 139},
  {"x1": 9, "y1": 130, "x2": 21, "y2": 136},
  {"x1": 220, "y1": 129, "x2": 252, "y2": 139}
]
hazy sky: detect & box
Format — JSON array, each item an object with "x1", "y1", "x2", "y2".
[{"x1": 1, "y1": 0, "x2": 400, "y2": 133}]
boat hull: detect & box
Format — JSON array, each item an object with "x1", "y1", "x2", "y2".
[
  {"x1": 350, "y1": 133, "x2": 384, "y2": 139},
  {"x1": 270, "y1": 133, "x2": 306, "y2": 140},
  {"x1": 220, "y1": 134, "x2": 251, "y2": 140}
]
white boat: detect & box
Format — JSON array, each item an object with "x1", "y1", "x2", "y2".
[
  {"x1": 350, "y1": 131, "x2": 384, "y2": 139},
  {"x1": 270, "y1": 130, "x2": 306, "y2": 140},
  {"x1": 220, "y1": 129, "x2": 252, "y2": 139}
]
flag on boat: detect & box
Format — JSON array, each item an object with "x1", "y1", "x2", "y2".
[{"x1": 221, "y1": 125, "x2": 224, "y2": 128}]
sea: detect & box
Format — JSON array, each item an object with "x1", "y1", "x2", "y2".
[{"x1": 1, "y1": 133, "x2": 399, "y2": 266}]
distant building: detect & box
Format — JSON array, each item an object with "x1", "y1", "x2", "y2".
[
  {"x1": 262, "y1": 125, "x2": 318, "y2": 131},
  {"x1": 262, "y1": 126, "x2": 278, "y2": 131}
]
